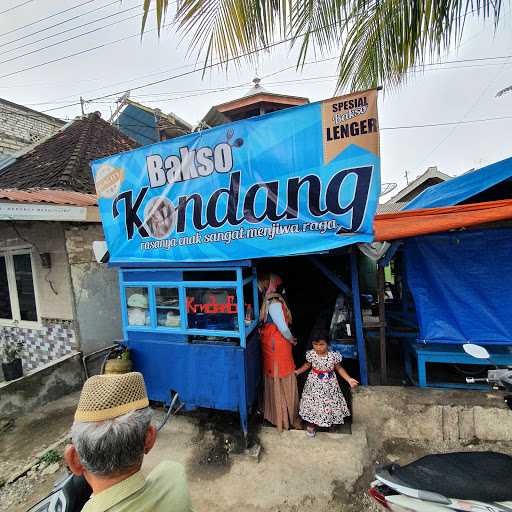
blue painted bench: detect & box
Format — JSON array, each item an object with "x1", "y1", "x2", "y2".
[{"x1": 402, "y1": 341, "x2": 512, "y2": 389}]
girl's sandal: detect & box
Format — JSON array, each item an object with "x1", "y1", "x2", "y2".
[{"x1": 306, "y1": 427, "x2": 316, "y2": 438}]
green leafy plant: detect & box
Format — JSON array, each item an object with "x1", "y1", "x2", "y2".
[
  {"x1": 40, "y1": 449, "x2": 62, "y2": 465},
  {"x1": 0, "y1": 326, "x2": 24, "y2": 363}
]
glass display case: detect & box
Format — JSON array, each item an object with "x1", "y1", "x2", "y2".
[{"x1": 118, "y1": 262, "x2": 261, "y2": 438}]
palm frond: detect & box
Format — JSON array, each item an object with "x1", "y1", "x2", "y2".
[
  {"x1": 140, "y1": 0, "x2": 503, "y2": 91},
  {"x1": 496, "y1": 84, "x2": 512, "y2": 97},
  {"x1": 334, "y1": 0, "x2": 503, "y2": 92},
  {"x1": 141, "y1": 0, "x2": 170, "y2": 35}
]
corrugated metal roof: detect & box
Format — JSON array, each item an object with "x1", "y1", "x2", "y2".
[
  {"x1": 0, "y1": 188, "x2": 97, "y2": 206},
  {"x1": 377, "y1": 202, "x2": 406, "y2": 213}
]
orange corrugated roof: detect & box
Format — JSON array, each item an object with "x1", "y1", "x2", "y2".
[
  {"x1": 374, "y1": 198, "x2": 512, "y2": 241},
  {"x1": 0, "y1": 188, "x2": 97, "y2": 206}
]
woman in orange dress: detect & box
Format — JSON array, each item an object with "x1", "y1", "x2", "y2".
[{"x1": 258, "y1": 273, "x2": 301, "y2": 431}]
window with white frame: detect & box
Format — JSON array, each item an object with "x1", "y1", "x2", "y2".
[{"x1": 0, "y1": 251, "x2": 38, "y2": 323}]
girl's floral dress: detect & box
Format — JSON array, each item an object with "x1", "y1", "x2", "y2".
[{"x1": 299, "y1": 350, "x2": 350, "y2": 427}]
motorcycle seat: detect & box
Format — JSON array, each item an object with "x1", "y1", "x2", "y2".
[{"x1": 385, "y1": 452, "x2": 512, "y2": 503}]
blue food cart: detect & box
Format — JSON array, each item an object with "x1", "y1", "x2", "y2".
[{"x1": 91, "y1": 89, "x2": 381, "y2": 437}]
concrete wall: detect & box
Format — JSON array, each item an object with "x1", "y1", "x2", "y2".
[
  {"x1": 353, "y1": 386, "x2": 512, "y2": 444},
  {"x1": 0, "y1": 100, "x2": 63, "y2": 159},
  {"x1": 0, "y1": 222, "x2": 77, "y2": 373},
  {"x1": 0, "y1": 352, "x2": 84, "y2": 417},
  {"x1": 0, "y1": 222, "x2": 74, "y2": 320},
  {"x1": 64, "y1": 224, "x2": 123, "y2": 354}
]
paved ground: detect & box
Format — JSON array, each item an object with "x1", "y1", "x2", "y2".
[
  {"x1": 144, "y1": 412, "x2": 370, "y2": 512},
  {"x1": 0, "y1": 395, "x2": 372, "y2": 512},
  {"x1": 2, "y1": 391, "x2": 512, "y2": 512}
]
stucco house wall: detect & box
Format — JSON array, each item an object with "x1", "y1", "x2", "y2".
[
  {"x1": 0, "y1": 222, "x2": 77, "y2": 373},
  {"x1": 65, "y1": 224, "x2": 122, "y2": 355}
]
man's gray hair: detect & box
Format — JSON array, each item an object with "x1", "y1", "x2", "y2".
[{"x1": 71, "y1": 407, "x2": 153, "y2": 476}]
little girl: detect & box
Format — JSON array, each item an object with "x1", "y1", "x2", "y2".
[{"x1": 295, "y1": 332, "x2": 359, "y2": 437}]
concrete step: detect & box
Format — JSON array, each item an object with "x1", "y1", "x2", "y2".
[{"x1": 145, "y1": 412, "x2": 370, "y2": 512}]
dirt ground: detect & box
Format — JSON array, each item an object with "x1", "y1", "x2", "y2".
[{"x1": 1, "y1": 394, "x2": 512, "y2": 512}]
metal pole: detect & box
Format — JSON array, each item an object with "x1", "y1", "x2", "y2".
[
  {"x1": 350, "y1": 248, "x2": 368, "y2": 385},
  {"x1": 377, "y1": 263, "x2": 388, "y2": 384}
]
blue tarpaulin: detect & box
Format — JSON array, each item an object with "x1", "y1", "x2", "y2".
[
  {"x1": 404, "y1": 228, "x2": 512, "y2": 344},
  {"x1": 404, "y1": 156, "x2": 512, "y2": 210}
]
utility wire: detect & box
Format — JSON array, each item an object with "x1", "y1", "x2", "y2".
[
  {"x1": 0, "y1": 3, "x2": 142, "y2": 57},
  {"x1": 380, "y1": 115, "x2": 512, "y2": 131},
  {"x1": 0, "y1": 0, "x2": 100, "y2": 39},
  {"x1": 0, "y1": 0, "x2": 37, "y2": 16},
  {"x1": 29, "y1": 59, "x2": 510, "y2": 109},
  {"x1": 414, "y1": 57, "x2": 512, "y2": 170},
  {"x1": 0, "y1": 20, "x2": 164, "y2": 81},
  {"x1": 114, "y1": 114, "x2": 512, "y2": 131},
  {"x1": 32, "y1": 51, "x2": 512, "y2": 108},
  {"x1": 0, "y1": 8, "x2": 144, "y2": 65},
  {"x1": 0, "y1": 0, "x2": 127, "y2": 47},
  {"x1": 52, "y1": 10, "x2": 483, "y2": 114}
]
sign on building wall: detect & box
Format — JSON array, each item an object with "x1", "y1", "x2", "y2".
[{"x1": 91, "y1": 89, "x2": 381, "y2": 263}]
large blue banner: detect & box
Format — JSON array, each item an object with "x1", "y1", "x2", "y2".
[{"x1": 91, "y1": 90, "x2": 381, "y2": 263}]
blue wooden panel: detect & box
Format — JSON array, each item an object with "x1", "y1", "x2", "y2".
[
  {"x1": 123, "y1": 270, "x2": 183, "y2": 283},
  {"x1": 128, "y1": 338, "x2": 244, "y2": 411},
  {"x1": 245, "y1": 332, "x2": 262, "y2": 408},
  {"x1": 111, "y1": 261, "x2": 252, "y2": 269},
  {"x1": 127, "y1": 330, "x2": 187, "y2": 343}
]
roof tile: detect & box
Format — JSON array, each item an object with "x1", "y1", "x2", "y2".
[{"x1": 0, "y1": 112, "x2": 139, "y2": 193}]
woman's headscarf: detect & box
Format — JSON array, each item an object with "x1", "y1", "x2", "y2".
[{"x1": 258, "y1": 272, "x2": 292, "y2": 324}]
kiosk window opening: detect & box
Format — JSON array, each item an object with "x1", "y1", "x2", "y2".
[
  {"x1": 186, "y1": 287, "x2": 239, "y2": 332},
  {"x1": 126, "y1": 287, "x2": 150, "y2": 327},
  {"x1": 156, "y1": 288, "x2": 180, "y2": 328}
]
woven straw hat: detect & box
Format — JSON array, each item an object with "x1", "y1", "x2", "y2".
[{"x1": 75, "y1": 372, "x2": 149, "y2": 422}]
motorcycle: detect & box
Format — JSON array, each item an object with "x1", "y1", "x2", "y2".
[{"x1": 369, "y1": 343, "x2": 512, "y2": 511}]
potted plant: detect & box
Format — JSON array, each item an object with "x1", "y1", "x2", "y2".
[{"x1": 0, "y1": 326, "x2": 24, "y2": 381}]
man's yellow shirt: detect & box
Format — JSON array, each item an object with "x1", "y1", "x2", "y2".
[{"x1": 81, "y1": 461, "x2": 193, "y2": 512}]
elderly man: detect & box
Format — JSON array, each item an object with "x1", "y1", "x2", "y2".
[{"x1": 64, "y1": 372, "x2": 192, "y2": 511}]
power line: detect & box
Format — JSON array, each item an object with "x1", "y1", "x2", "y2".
[
  {"x1": 25, "y1": 59, "x2": 508, "y2": 109},
  {"x1": 0, "y1": 3, "x2": 142, "y2": 57},
  {"x1": 0, "y1": 21, "x2": 166, "y2": 82},
  {"x1": 0, "y1": 0, "x2": 100, "y2": 39},
  {"x1": 413, "y1": 57, "x2": 512, "y2": 170},
  {"x1": 0, "y1": 0, "x2": 37, "y2": 16},
  {"x1": 42, "y1": 52, "x2": 512, "y2": 107},
  {"x1": 380, "y1": 114, "x2": 512, "y2": 131},
  {"x1": 115, "y1": 114, "x2": 512, "y2": 131},
  {"x1": 0, "y1": 8, "x2": 144, "y2": 66}
]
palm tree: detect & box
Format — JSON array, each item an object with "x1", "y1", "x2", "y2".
[{"x1": 141, "y1": 1, "x2": 503, "y2": 92}]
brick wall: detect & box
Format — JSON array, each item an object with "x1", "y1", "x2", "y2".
[{"x1": 0, "y1": 100, "x2": 64, "y2": 158}]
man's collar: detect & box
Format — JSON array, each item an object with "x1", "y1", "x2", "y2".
[{"x1": 84, "y1": 471, "x2": 146, "y2": 512}]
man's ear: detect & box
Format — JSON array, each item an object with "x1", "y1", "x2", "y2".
[
  {"x1": 144, "y1": 425, "x2": 157, "y2": 454},
  {"x1": 64, "y1": 444, "x2": 85, "y2": 476}
]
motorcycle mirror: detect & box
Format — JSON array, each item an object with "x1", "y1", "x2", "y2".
[{"x1": 463, "y1": 343, "x2": 490, "y2": 360}]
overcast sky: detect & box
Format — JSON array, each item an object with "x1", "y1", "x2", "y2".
[{"x1": 1, "y1": 0, "x2": 511, "y2": 196}]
